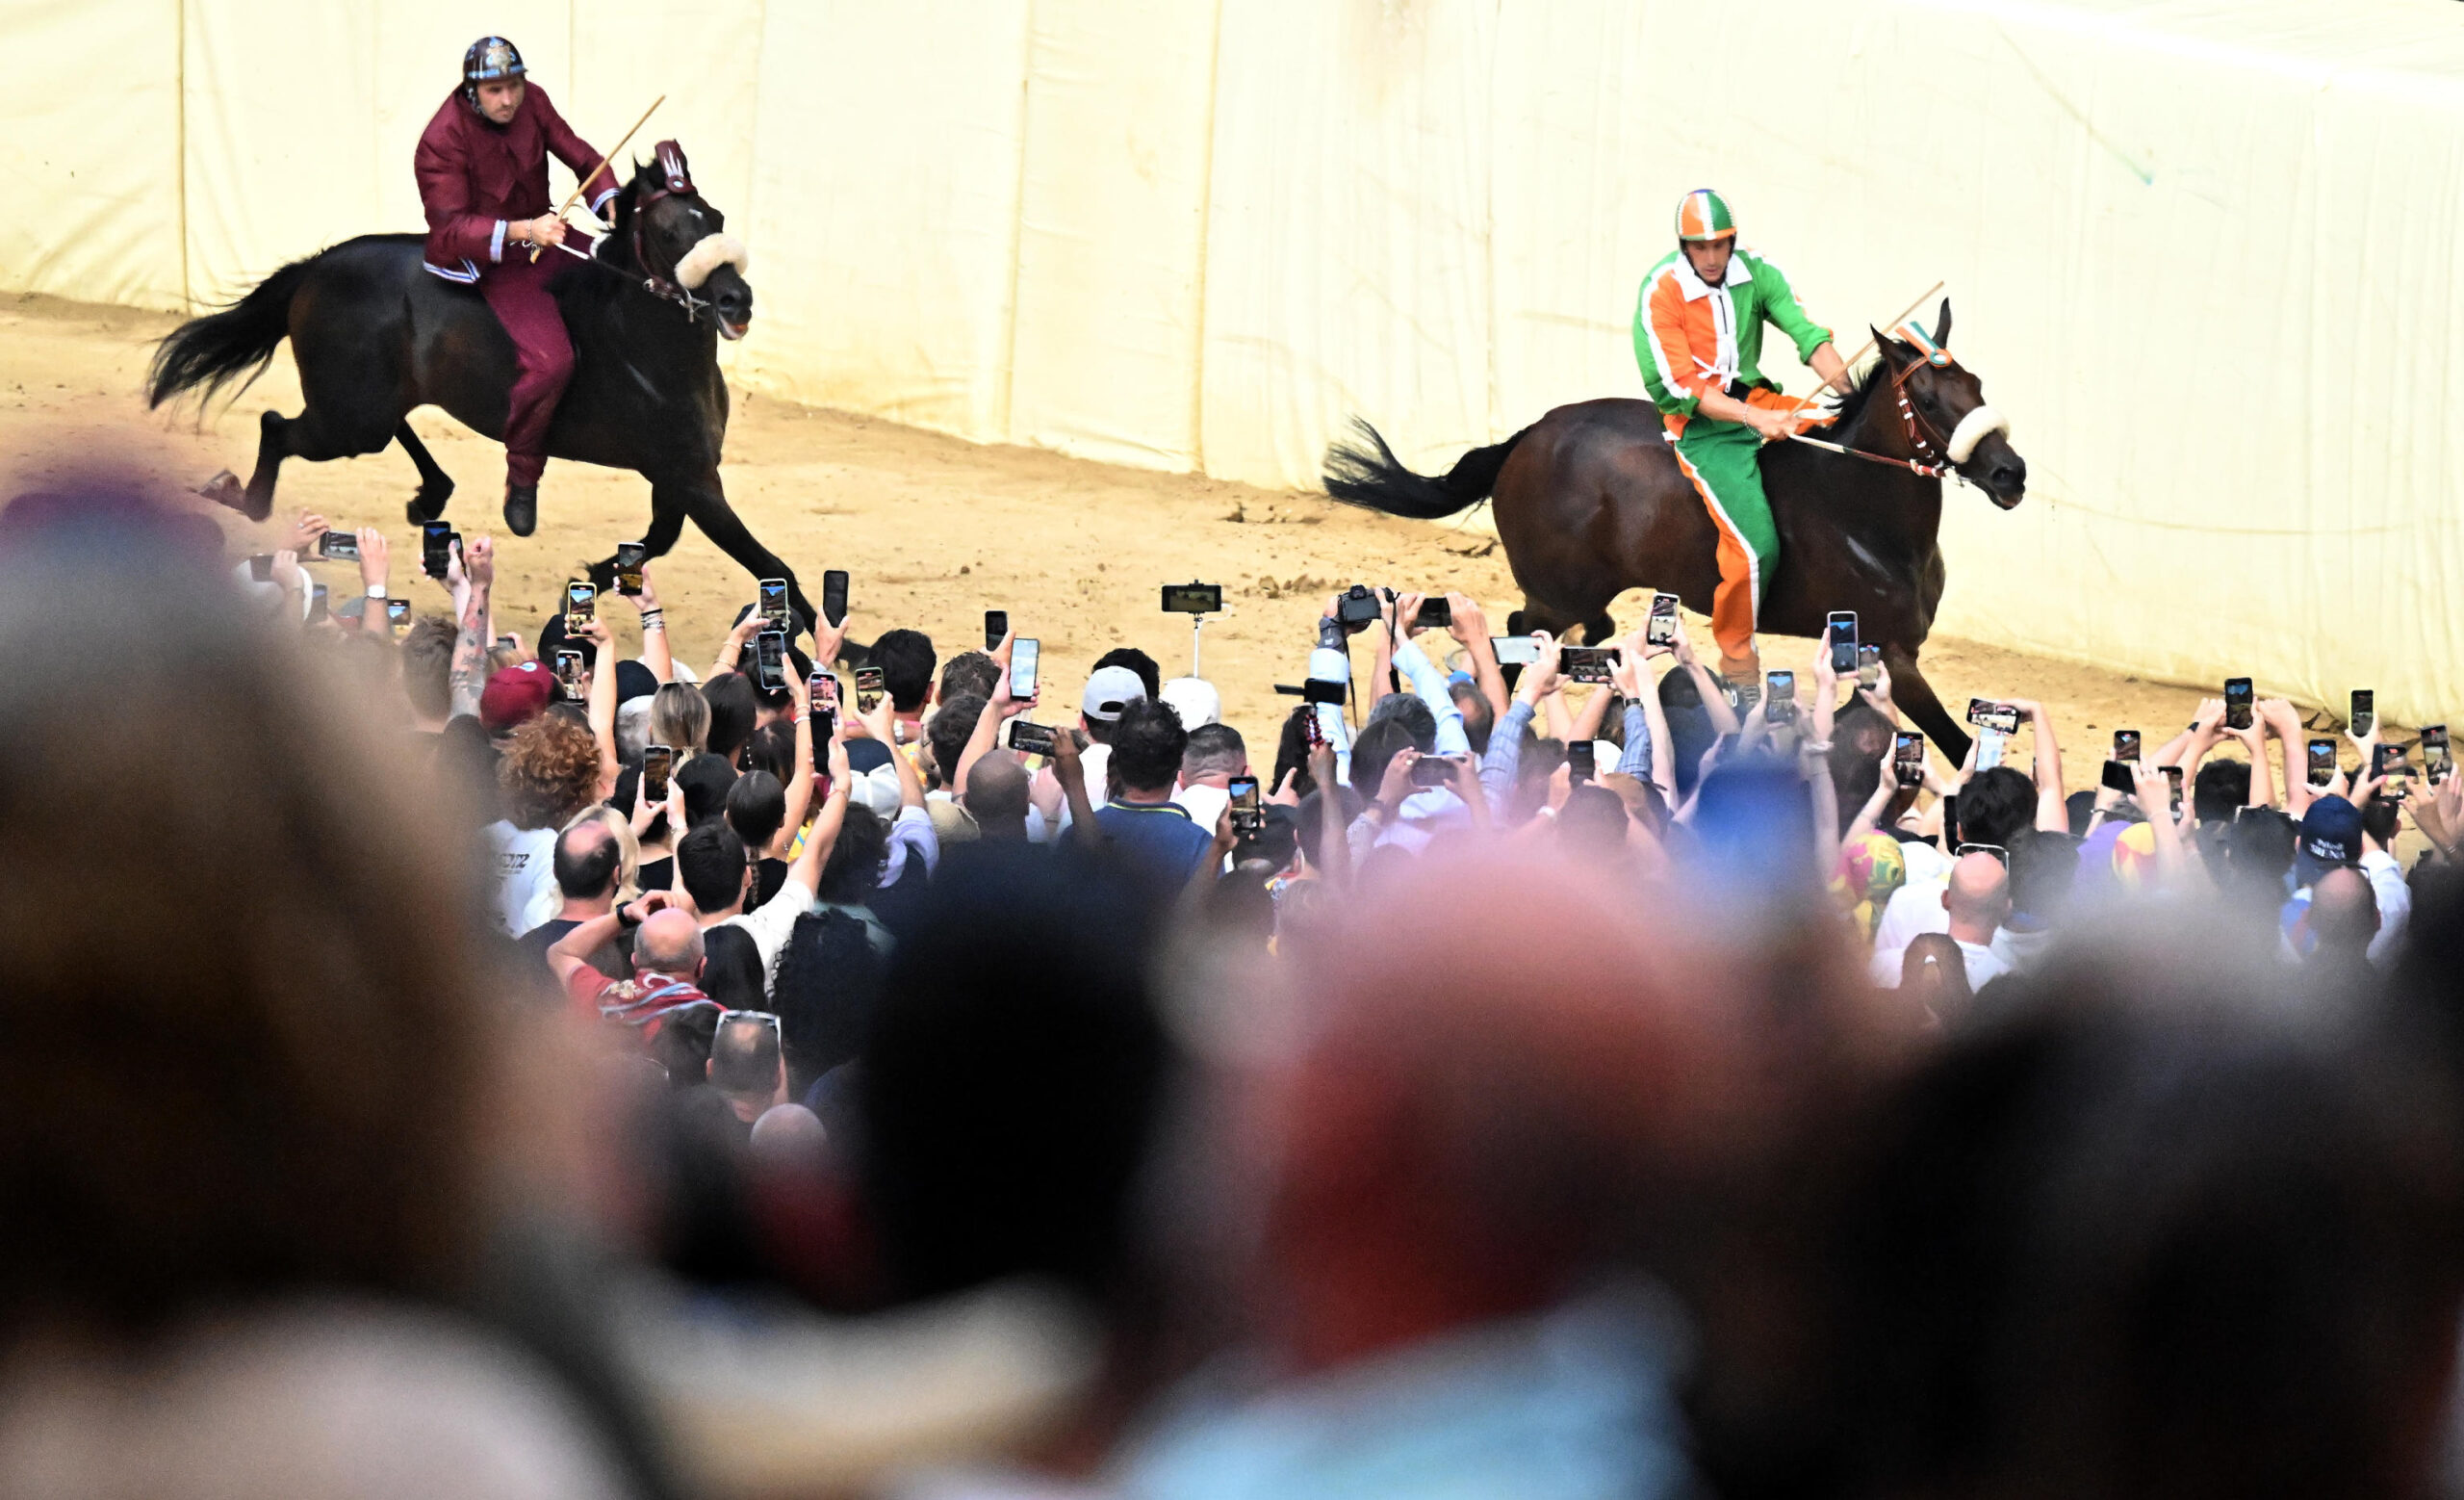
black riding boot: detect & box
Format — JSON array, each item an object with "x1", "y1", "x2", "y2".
[{"x1": 503, "y1": 484, "x2": 538, "y2": 538}]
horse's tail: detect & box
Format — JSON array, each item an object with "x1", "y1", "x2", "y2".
[
  {"x1": 145, "y1": 253, "x2": 319, "y2": 409},
  {"x1": 1322, "y1": 417, "x2": 1530, "y2": 521}
]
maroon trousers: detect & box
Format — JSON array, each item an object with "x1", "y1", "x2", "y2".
[{"x1": 478, "y1": 250, "x2": 575, "y2": 489}]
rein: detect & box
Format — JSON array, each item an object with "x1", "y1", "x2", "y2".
[
  {"x1": 629, "y1": 142, "x2": 713, "y2": 324},
  {"x1": 1787, "y1": 346, "x2": 1970, "y2": 482}
]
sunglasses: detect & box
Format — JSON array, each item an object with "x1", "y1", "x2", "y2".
[
  {"x1": 1955, "y1": 842, "x2": 2009, "y2": 864},
  {"x1": 717, "y1": 1008, "x2": 781, "y2": 1033}
]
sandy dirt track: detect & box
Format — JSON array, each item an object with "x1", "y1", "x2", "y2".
[{"x1": 0, "y1": 291, "x2": 2314, "y2": 785}]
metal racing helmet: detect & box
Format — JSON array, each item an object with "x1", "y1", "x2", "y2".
[
  {"x1": 1674, "y1": 189, "x2": 1737, "y2": 243},
  {"x1": 462, "y1": 36, "x2": 526, "y2": 103}
]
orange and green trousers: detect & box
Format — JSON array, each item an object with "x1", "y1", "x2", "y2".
[{"x1": 1668, "y1": 392, "x2": 1827, "y2": 663}]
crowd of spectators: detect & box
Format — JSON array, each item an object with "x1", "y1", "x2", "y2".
[{"x1": 8, "y1": 478, "x2": 2464, "y2": 1500}]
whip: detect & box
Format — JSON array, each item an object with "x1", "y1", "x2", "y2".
[{"x1": 529, "y1": 94, "x2": 665, "y2": 263}]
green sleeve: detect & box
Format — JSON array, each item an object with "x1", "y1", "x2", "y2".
[
  {"x1": 1632, "y1": 274, "x2": 1696, "y2": 418},
  {"x1": 1753, "y1": 256, "x2": 1834, "y2": 364}
]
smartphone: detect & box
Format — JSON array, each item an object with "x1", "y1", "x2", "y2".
[
  {"x1": 1893, "y1": 731, "x2": 1926, "y2": 788},
  {"x1": 821, "y1": 569, "x2": 850, "y2": 629},
  {"x1": 753, "y1": 630, "x2": 787, "y2": 692},
  {"x1": 305, "y1": 582, "x2": 329, "y2": 626},
  {"x1": 1005, "y1": 719, "x2": 1058, "y2": 757},
  {"x1": 2307, "y1": 737, "x2": 2337, "y2": 788},
  {"x1": 1409, "y1": 755, "x2": 1458, "y2": 789},
  {"x1": 1568, "y1": 740, "x2": 1596, "y2": 785},
  {"x1": 811, "y1": 670, "x2": 840, "y2": 711},
  {"x1": 1229, "y1": 774, "x2": 1264, "y2": 833},
  {"x1": 1975, "y1": 728, "x2": 2007, "y2": 771},
  {"x1": 1302, "y1": 678, "x2": 1348, "y2": 706},
  {"x1": 1857, "y1": 644, "x2": 1883, "y2": 689},
  {"x1": 2113, "y1": 730, "x2": 2142, "y2": 763},
  {"x1": 615, "y1": 541, "x2": 647, "y2": 596},
  {"x1": 2101, "y1": 759, "x2": 2138, "y2": 795},
  {"x1": 984, "y1": 609, "x2": 1009, "y2": 651},
  {"x1": 1560, "y1": 646, "x2": 1614, "y2": 685},
  {"x1": 2224, "y1": 677, "x2": 2253, "y2": 731},
  {"x1": 422, "y1": 521, "x2": 452, "y2": 580},
  {"x1": 1490, "y1": 634, "x2": 1541, "y2": 666},
  {"x1": 2349, "y1": 689, "x2": 2374, "y2": 738},
  {"x1": 2163, "y1": 763, "x2": 2185, "y2": 816},
  {"x1": 2374, "y1": 741, "x2": 2409, "y2": 800},
  {"x1": 1966, "y1": 698, "x2": 2020, "y2": 737},
  {"x1": 385, "y1": 597, "x2": 411, "y2": 636},
  {"x1": 554, "y1": 648, "x2": 584, "y2": 698},
  {"x1": 1647, "y1": 591, "x2": 1681, "y2": 648},
  {"x1": 1162, "y1": 582, "x2": 1223, "y2": 615},
  {"x1": 1767, "y1": 670, "x2": 1797, "y2": 702},
  {"x1": 564, "y1": 580, "x2": 596, "y2": 634},
  {"x1": 642, "y1": 745, "x2": 674, "y2": 804},
  {"x1": 855, "y1": 665, "x2": 885, "y2": 713},
  {"x1": 808, "y1": 672, "x2": 837, "y2": 745},
  {"x1": 496, "y1": 633, "x2": 522, "y2": 654},
  {"x1": 314, "y1": 530, "x2": 359, "y2": 561},
  {"x1": 757, "y1": 578, "x2": 788, "y2": 631},
  {"x1": 1411, "y1": 597, "x2": 1452, "y2": 631},
  {"x1": 1825, "y1": 611, "x2": 1858, "y2": 675},
  {"x1": 2425, "y1": 725, "x2": 2451, "y2": 785},
  {"x1": 246, "y1": 553, "x2": 274, "y2": 582},
  {"x1": 1010, "y1": 637, "x2": 1040, "y2": 700}
]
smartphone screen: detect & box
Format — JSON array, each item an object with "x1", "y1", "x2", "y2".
[
  {"x1": 2163, "y1": 764, "x2": 2184, "y2": 815},
  {"x1": 643, "y1": 745, "x2": 674, "y2": 803},
  {"x1": 1560, "y1": 646, "x2": 1613, "y2": 684},
  {"x1": 2349, "y1": 689, "x2": 2374, "y2": 738},
  {"x1": 2426, "y1": 725, "x2": 2451, "y2": 784},
  {"x1": 422, "y1": 522, "x2": 452, "y2": 579},
  {"x1": 2101, "y1": 759, "x2": 2137, "y2": 795},
  {"x1": 1412, "y1": 597, "x2": 1452, "y2": 631},
  {"x1": 1006, "y1": 720, "x2": 1057, "y2": 757},
  {"x1": 854, "y1": 665, "x2": 885, "y2": 712},
  {"x1": 985, "y1": 609, "x2": 1009, "y2": 652},
  {"x1": 1569, "y1": 741, "x2": 1596, "y2": 784},
  {"x1": 2114, "y1": 730, "x2": 2142, "y2": 763},
  {"x1": 2224, "y1": 677, "x2": 2253, "y2": 730},
  {"x1": 247, "y1": 553, "x2": 274, "y2": 582},
  {"x1": 564, "y1": 581, "x2": 596, "y2": 632},
  {"x1": 1966, "y1": 698, "x2": 2019, "y2": 736},
  {"x1": 1825, "y1": 611, "x2": 1858, "y2": 674},
  {"x1": 317, "y1": 530, "x2": 359, "y2": 561},
  {"x1": 554, "y1": 649, "x2": 583, "y2": 696},
  {"x1": 1856, "y1": 644, "x2": 1882, "y2": 688},
  {"x1": 757, "y1": 578, "x2": 788, "y2": 630},
  {"x1": 2374, "y1": 742, "x2": 2409, "y2": 800},
  {"x1": 1162, "y1": 582, "x2": 1224, "y2": 614},
  {"x1": 810, "y1": 671, "x2": 839, "y2": 711},
  {"x1": 2307, "y1": 737, "x2": 2337, "y2": 787},
  {"x1": 754, "y1": 630, "x2": 787, "y2": 692},
  {"x1": 1229, "y1": 774, "x2": 1264, "y2": 831},
  {"x1": 1767, "y1": 670, "x2": 1796, "y2": 702},
  {"x1": 1010, "y1": 637, "x2": 1040, "y2": 700},
  {"x1": 1893, "y1": 731, "x2": 1925, "y2": 787},
  {"x1": 1491, "y1": 634, "x2": 1541, "y2": 666},
  {"x1": 615, "y1": 541, "x2": 646, "y2": 595},
  {"x1": 1647, "y1": 591, "x2": 1681, "y2": 647},
  {"x1": 822, "y1": 569, "x2": 849, "y2": 628},
  {"x1": 386, "y1": 597, "x2": 411, "y2": 634}
]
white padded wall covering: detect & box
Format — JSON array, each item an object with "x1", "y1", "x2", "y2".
[
  {"x1": 0, "y1": 0, "x2": 186, "y2": 309},
  {"x1": 731, "y1": 0, "x2": 1034, "y2": 441},
  {"x1": 1002, "y1": 0, "x2": 1219, "y2": 472}
]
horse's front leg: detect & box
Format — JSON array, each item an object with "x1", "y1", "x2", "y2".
[
  {"x1": 668, "y1": 470, "x2": 817, "y2": 640},
  {"x1": 1884, "y1": 643, "x2": 1973, "y2": 767}
]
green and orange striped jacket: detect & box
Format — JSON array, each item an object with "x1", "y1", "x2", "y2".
[{"x1": 1632, "y1": 247, "x2": 1833, "y2": 438}]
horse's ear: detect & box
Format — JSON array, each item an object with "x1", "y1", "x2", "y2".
[
  {"x1": 1872, "y1": 323, "x2": 1912, "y2": 362},
  {"x1": 1934, "y1": 298, "x2": 1954, "y2": 348}
]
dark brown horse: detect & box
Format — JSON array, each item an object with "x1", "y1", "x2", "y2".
[
  {"x1": 145, "y1": 143, "x2": 818, "y2": 629},
  {"x1": 1323, "y1": 301, "x2": 2024, "y2": 760}
]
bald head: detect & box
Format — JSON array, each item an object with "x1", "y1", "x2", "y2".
[
  {"x1": 962, "y1": 752, "x2": 1031, "y2": 836},
  {"x1": 632, "y1": 907, "x2": 706, "y2": 977},
  {"x1": 1943, "y1": 851, "x2": 2011, "y2": 944},
  {"x1": 2309, "y1": 866, "x2": 2380, "y2": 954}
]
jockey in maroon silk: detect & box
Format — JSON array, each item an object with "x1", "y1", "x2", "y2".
[{"x1": 412, "y1": 37, "x2": 614, "y2": 537}]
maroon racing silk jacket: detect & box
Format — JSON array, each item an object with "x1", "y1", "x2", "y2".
[{"x1": 413, "y1": 83, "x2": 613, "y2": 282}]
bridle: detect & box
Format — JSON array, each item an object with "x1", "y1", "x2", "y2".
[
  {"x1": 625, "y1": 142, "x2": 715, "y2": 323},
  {"x1": 1801, "y1": 343, "x2": 2006, "y2": 485}
]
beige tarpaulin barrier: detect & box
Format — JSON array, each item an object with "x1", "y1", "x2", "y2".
[{"x1": 7, "y1": 0, "x2": 2464, "y2": 721}]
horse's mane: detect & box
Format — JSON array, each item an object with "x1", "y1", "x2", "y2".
[
  {"x1": 560, "y1": 159, "x2": 663, "y2": 306},
  {"x1": 1826, "y1": 354, "x2": 1886, "y2": 429}
]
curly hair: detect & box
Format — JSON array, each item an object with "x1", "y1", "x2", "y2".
[{"x1": 497, "y1": 713, "x2": 603, "y2": 831}]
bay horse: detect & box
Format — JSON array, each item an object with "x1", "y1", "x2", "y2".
[
  {"x1": 1323, "y1": 302, "x2": 2025, "y2": 761},
  {"x1": 145, "y1": 142, "x2": 816, "y2": 628}
]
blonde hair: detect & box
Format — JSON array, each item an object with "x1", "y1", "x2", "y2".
[{"x1": 649, "y1": 682, "x2": 710, "y2": 755}]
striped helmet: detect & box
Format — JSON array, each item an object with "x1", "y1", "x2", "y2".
[
  {"x1": 1674, "y1": 189, "x2": 1736, "y2": 243},
  {"x1": 462, "y1": 36, "x2": 526, "y2": 93}
]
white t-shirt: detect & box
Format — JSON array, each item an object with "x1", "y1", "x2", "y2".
[
  {"x1": 483, "y1": 822, "x2": 559, "y2": 937},
  {"x1": 1051, "y1": 743, "x2": 1113, "y2": 834},
  {"x1": 1867, "y1": 872, "x2": 1952, "y2": 985},
  {"x1": 1174, "y1": 781, "x2": 1231, "y2": 836}
]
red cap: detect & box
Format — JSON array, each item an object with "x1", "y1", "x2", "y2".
[{"x1": 479, "y1": 660, "x2": 553, "y2": 731}]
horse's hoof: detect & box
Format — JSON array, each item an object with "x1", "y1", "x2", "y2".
[
  {"x1": 194, "y1": 470, "x2": 247, "y2": 515},
  {"x1": 406, "y1": 480, "x2": 453, "y2": 526}
]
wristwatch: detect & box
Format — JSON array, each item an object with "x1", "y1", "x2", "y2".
[{"x1": 364, "y1": 583, "x2": 388, "y2": 601}]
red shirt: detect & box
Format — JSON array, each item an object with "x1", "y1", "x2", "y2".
[
  {"x1": 566, "y1": 965, "x2": 711, "y2": 1037},
  {"x1": 413, "y1": 84, "x2": 611, "y2": 277}
]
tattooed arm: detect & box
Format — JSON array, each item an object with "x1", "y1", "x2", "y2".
[{"x1": 447, "y1": 536, "x2": 496, "y2": 719}]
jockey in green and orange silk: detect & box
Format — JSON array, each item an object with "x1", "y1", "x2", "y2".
[{"x1": 1632, "y1": 190, "x2": 1851, "y2": 684}]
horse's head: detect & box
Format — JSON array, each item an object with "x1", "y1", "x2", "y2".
[
  {"x1": 1871, "y1": 300, "x2": 2024, "y2": 509},
  {"x1": 611, "y1": 142, "x2": 754, "y2": 340}
]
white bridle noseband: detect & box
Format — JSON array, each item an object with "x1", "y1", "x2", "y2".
[{"x1": 1946, "y1": 404, "x2": 2010, "y2": 466}]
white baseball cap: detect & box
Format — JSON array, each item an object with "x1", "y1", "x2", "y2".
[
  {"x1": 1080, "y1": 665, "x2": 1148, "y2": 723},
  {"x1": 1158, "y1": 676, "x2": 1220, "y2": 729}
]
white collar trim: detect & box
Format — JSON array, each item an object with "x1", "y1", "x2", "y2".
[{"x1": 1673, "y1": 250, "x2": 1751, "y2": 301}]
